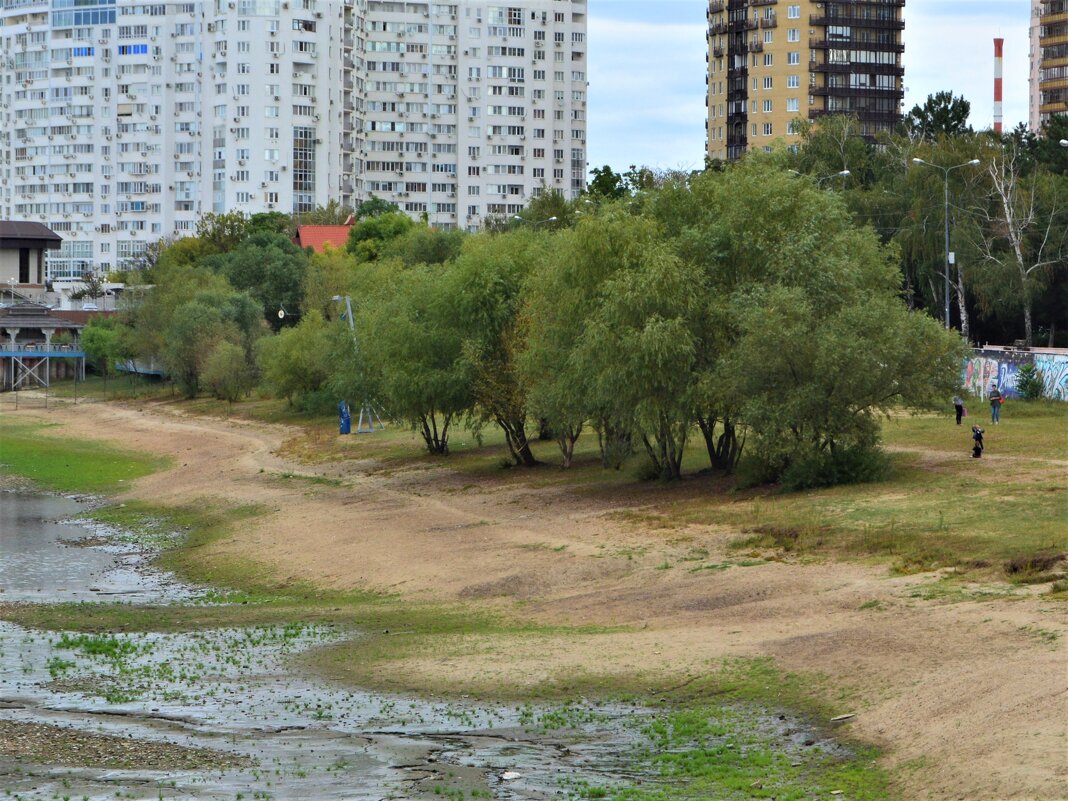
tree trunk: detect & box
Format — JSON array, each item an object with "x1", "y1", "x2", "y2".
[
  {"x1": 596, "y1": 419, "x2": 632, "y2": 469},
  {"x1": 1023, "y1": 299, "x2": 1034, "y2": 347},
  {"x1": 497, "y1": 414, "x2": 538, "y2": 467},
  {"x1": 556, "y1": 422, "x2": 582, "y2": 468},
  {"x1": 419, "y1": 411, "x2": 451, "y2": 455},
  {"x1": 697, "y1": 413, "x2": 743, "y2": 473},
  {"x1": 641, "y1": 416, "x2": 686, "y2": 481},
  {"x1": 955, "y1": 265, "x2": 970, "y2": 342}
]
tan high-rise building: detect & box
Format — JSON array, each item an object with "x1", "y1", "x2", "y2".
[
  {"x1": 707, "y1": 0, "x2": 904, "y2": 162},
  {"x1": 1033, "y1": 0, "x2": 1068, "y2": 128}
]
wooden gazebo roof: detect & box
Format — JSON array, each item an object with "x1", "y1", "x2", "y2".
[{"x1": 0, "y1": 302, "x2": 83, "y2": 330}]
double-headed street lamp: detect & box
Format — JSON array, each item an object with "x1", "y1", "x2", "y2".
[
  {"x1": 513, "y1": 214, "x2": 557, "y2": 227},
  {"x1": 787, "y1": 169, "x2": 850, "y2": 187},
  {"x1": 911, "y1": 157, "x2": 981, "y2": 330},
  {"x1": 817, "y1": 169, "x2": 851, "y2": 187}
]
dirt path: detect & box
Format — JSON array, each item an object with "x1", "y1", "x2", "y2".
[{"x1": 5, "y1": 400, "x2": 1066, "y2": 800}]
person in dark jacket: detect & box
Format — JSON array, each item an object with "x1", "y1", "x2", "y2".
[
  {"x1": 971, "y1": 425, "x2": 984, "y2": 458},
  {"x1": 989, "y1": 384, "x2": 1003, "y2": 424},
  {"x1": 952, "y1": 394, "x2": 965, "y2": 425}
]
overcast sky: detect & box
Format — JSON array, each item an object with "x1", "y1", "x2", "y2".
[{"x1": 586, "y1": 0, "x2": 1030, "y2": 172}]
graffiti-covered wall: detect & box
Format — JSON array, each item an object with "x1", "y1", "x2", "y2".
[{"x1": 962, "y1": 348, "x2": 1068, "y2": 401}]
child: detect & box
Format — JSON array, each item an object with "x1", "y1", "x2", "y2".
[{"x1": 971, "y1": 425, "x2": 984, "y2": 458}]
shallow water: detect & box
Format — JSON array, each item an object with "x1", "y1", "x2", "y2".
[
  {"x1": 0, "y1": 495, "x2": 650, "y2": 800},
  {"x1": 0, "y1": 493, "x2": 201, "y2": 604}
]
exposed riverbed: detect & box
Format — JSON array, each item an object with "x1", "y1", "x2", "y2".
[{"x1": 0, "y1": 492, "x2": 849, "y2": 800}]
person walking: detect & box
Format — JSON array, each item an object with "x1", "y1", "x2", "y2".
[
  {"x1": 953, "y1": 394, "x2": 965, "y2": 425},
  {"x1": 989, "y1": 383, "x2": 1003, "y2": 425},
  {"x1": 971, "y1": 425, "x2": 985, "y2": 458}
]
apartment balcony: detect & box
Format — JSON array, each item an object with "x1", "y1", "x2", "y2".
[
  {"x1": 811, "y1": 85, "x2": 903, "y2": 99},
  {"x1": 751, "y1": 0, "x2": 777, "y2": 6},
  {"x1": 810, "y1": 61, "x2": 903, "y2": 77},
  {"x1": 810, "y1": 14, "x2": 904, "y2": 30},
  {"x1": 728, "y1": 19, "x2": 758, "y2": 32},
  {"x1": 809, "y1": 37, "x2": 904, "y2": 53},
  {"x1": 709, "y1": 22, "x2": 728, "y2": 35},
  {"x1": 760, "y1": 16, "x2": 777, "y2": 28},
  {"x1": 709, "y1": 1, "x2": 726, "y2": 13}
]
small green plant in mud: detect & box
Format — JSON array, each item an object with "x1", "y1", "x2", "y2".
[
  {"x1": 562, "y1": 706, "x2": 891, "y2": 801},
  {"x1": 54, "y1": 633, "x2": 146, "y2": 661}
]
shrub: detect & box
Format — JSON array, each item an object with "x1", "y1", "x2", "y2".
[
  {"x1": 779, "y1": 444, "x2": 890, "y2": 491},
  {"x1": 1015, "y1": 363, "x2": 1045, "y2": 401}
]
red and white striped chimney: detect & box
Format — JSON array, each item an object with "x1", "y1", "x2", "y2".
[{"x1": 993, "y1": 38, "x2": 1004, "y2": 134}]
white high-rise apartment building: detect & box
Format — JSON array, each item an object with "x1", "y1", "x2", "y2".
[
  {"x1": 1, "y1": 0, "x2": 350, "y2": 278},
  {"x1": 355, "y1": 0, "x2": 588, "y2": 231},
  {"x1": 1, "y1": 0, "x2": 587, "y2": 281}
]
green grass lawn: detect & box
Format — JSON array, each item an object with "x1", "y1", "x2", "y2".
[{"x1": 0, "y1": 417, "x2": 168, "y2": 494}]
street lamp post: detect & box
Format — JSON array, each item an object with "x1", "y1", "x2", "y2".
[{"x1": 911, "y1": 157, "x2": 981, "y2": 329}]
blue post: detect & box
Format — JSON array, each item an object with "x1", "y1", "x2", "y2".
[{"x1": 338, "y1": 400, "x2": 352, "y2": 435}]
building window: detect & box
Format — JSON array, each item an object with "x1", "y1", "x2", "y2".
[
  {"x1": 763, "y1": 99, "x2": 773, "y2": 113},
  {"x1": 763, "y1": 53, "x2": 773, "y2": 66},
  {"x1": 787, "y1": 52, "x2": 800, "y2": 65},
  {"x1": 763, "y1": 123, "x2": 773, "y2": 136},
  {"x1": 788, "y1": 74, "x2": 800, "y2": 89},
  {"x1": 787, "y1": 98, "x2": 800, "y2": 112},
  {"x1": 788, "y1": 29, "x2": 800, "y2": 42},
  {"x1": 763, "y1": 76, "x2": 773, "y2": 89},
  {"x1": 787, "y1": 4, "x2": 800, "y2": 19},
  {"x1": 764, "y1": 30, "x2": 773, "y2": 44}
]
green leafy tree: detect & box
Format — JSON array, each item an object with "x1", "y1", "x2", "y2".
[
  {"x1": 355, "y1": 196, "x2": 400, "y2": 219},
  {"x1": 161, "y1": 300, "x2": 233, "y2": 398},
  {"x1": 587, "y1": 165, "x2": 626, "y2": 200},
  {"x1": 294, "y1": 199, "x2": 357, "y2": 227},
  {"x1": 210, "y1": 231, "x2": 309, "y2": 329},
  {"x1": 247, "y1": 211, "x2": 293, "y2": 238},
  {"x1": 516, "y1": 189, "x2": 575, "y2": 230},
  {"x1": 356, "y1": 264, "x2": 473, "y2": 454},
  {"x1": 80, "y1": 316, "x2": 127, "y2": 392},
  {"x1": 302, "y1": 246, "x2": 359, "y2": 318},
  {"x1": 195, "y1": 210, "x2": 249, "y2": 253},
  {"x1": 255, "y1": 311, "x2": 333, "y2": 407},
  {"x1": 381, "y1": 225, "x2": 466, "y2": 265},
  {"x1": 346, "y1": 211, "x2": 415, "y2": 262},
  {"x1": 202, "y1": 339, "x2": 257, "y2": 406},
  {"x1": 1016, "y1": 363, "x2": 1046, "y2": 400},
  {"x1": 450, "y1": 230, "x2": 549, "y2": 467},
  {"x1": 905, "y1": 91, "x2": 973, "y2": 140},
  {"x1": 572, "y1": 245, "x2": 704, "y2": 479},
  {"x1": 520, "y1": 208, "x2": 662, "y2": 468},
  {"x1": 968, "y1": 140, "x2": 1068, "y2": 345}
]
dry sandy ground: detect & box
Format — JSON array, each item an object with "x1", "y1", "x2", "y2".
[{"x1": 5, "y1": 400, "x2": 1066, "y2": 800}]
